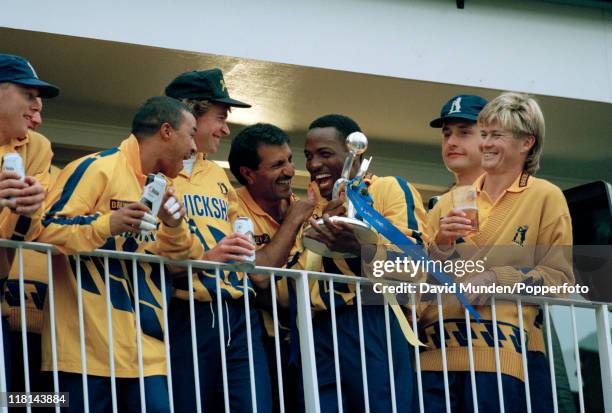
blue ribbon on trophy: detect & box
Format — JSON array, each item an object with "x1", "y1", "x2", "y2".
[{"x1": 303, "y1": 131, "x2": 480, "y2": 321}]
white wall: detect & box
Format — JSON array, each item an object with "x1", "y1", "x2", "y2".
[{"x1": 2, "y1": 0, "x2": 611, "y2": 103}]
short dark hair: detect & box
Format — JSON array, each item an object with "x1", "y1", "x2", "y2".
[
  {"x1": 229, "y1": 123, "x2": 290, "y2": 185},
  {"x1": 131, "y1": 96, "x2": 190, "y2": 139},
  {"x1": 308, "y1": 114, "x2": 362, "y2": 143}
]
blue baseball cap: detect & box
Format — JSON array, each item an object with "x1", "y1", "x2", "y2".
[
  {"x1": 430, "y1": 94, "x2": 487, "y2": 128},
  {"x1": 0, "y1": 54, "x2": 60, "y2": 98}
]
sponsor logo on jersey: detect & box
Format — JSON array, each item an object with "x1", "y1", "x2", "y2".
[
  {"x1": 254, "y1": 233, "x2": 271, "y2": 245},
  {"x1": 183, "y1": 194, "x2": 229, "y2": 221},
  {"x1": 110, "y1": 199, "x2": 132, "y2": 210}
]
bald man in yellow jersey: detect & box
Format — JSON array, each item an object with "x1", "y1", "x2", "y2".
[
  {"x1": 37, "y1": 96, "x2": 199, "y2": 413},
  {"x1": 303, "y1": 114, "x2": 428, "y2": 413},
  {"x1": 165, "y1": 69, "x2": 272, "y2": 413},
  {"x1": 422, "y1": 93, "x2": 573, "y2": 413}
]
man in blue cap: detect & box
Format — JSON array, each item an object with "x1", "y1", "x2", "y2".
[
  {"x1": 0, "y1": 53, "x2": 59, "y2": 391},
  {"x1": 422, "y1": 94, "x2": 560, "y2": 413}
]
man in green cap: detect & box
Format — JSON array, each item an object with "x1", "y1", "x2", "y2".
[{"x1": 165, "y1": 69, "x2": 272, "y2": 412}]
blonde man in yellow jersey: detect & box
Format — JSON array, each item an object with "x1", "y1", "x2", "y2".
[
  {"x1": 423, "y1": 92, "x2": 573, "y2": 413},
  {"x1": 228, "y1": 123, "x2": 320, "y2": 412},
  {"x1": 0, "y1": 54, "x2": 58, "y2": 392},
  {"x1": 304, "y1": 114, "x2": 427, "y2": 413},
  {"x1": 424, "y1": 94, "x2": 563, "y2": 413},
  {"x1": 165, "y1": 69, "x2": 272, "y2": 413},
  {"x1": 37, "y1": 96, "x2": 199, "y2": 413}
]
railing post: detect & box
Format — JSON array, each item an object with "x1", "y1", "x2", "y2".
[
  {"x1": 296, "y1": 271, "x2": 320, "y2": 413},
  {"x1": 595, "y1": 304, "x2": 612, "y2": 412}
]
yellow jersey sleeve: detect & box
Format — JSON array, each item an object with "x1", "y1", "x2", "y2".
[{"x1": 37, "y1": 152, "x2": 114, "y2": 254}]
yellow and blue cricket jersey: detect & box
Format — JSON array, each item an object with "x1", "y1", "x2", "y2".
[
  {"x1": 310, "y1": 175, "x2": 429, "y2": 311},
  {"x1": 171, "y1": 153, "x2": 255, "y2": 302},
  {"x1": 0, "y1": 131, "x2": 52, "y2": 279},
  {"x1": 235, "y1": 186, "x2": 309, "y2": 335},
  {"x1": 421, "y1": 171, "x2": 573, "y2": 381},
  {"x1": 4, "y1": 165, "x2": 61, "y2": 334},
  {"x1": 37, "y1": 135, "x2": 202, "y2": 378}
]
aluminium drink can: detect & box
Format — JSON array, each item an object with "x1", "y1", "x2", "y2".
[
  {"x1": 140, "y1": 173, "x2": 167, "y2": 217},
  {"x1": 233, "y1": 216, "x2": 256, "y2": 271},
  {"x1": 2, "y1": 153, "x2": 25, "y2": 182}
]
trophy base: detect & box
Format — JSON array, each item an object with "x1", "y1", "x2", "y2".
[{"x1": 302, "y1": 216, "x2": 378, "y2": 259}]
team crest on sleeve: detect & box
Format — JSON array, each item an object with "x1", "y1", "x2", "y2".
[
  {"x1": 512, "y1": 225, "x2": 529, "y2": 246},
  {"x1": 217, "y1": 182, "x2": 229, "y2": 195}
]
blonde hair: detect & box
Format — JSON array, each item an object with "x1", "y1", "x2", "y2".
[{"x1": 478, "y1": 92, "x2": 545, "y2": 175}]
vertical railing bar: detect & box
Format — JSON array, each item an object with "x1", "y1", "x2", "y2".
[
  {"x1": 46, "y1": 249, "x2": 60, "y2": 413},
  {"x1": 328, "y1": 280, "x2": 343, "y2": 413},
  {"x1": 17, "y1": 247, "x2": 32, "y2": 413},
  {"x1": 159, "y1": 263, "x2": 175, "y2": 413},
  {"x1": 296, "y1": 270, "x2": 320, "y2": 413},
  {"x1": 131, "y1": 258, "x2": 146, "y2": 413},
  {"x1": 243, "y1": 273, "x2": 258, "y2": 413},
  {"x1": 0, "y1": 246, "x2": 7, "y2": 413},
  {"x1": 411, "y1": 293, "x2": 424, "y2": 413},
  {"x1": 186, "y1": 262, "x2": 202, "y2": 413},
  {"x1": 570, "y1": 305, "x2": 585, "y2": 413},
  {"x1": 436, "y1": 292, "x2": 450, "y2": 413},
  {"x1": 383, "y1": 295, "x2": 397, "y2": 413},
  {"x1": 465, "y1": 307, "x2": 478, "y2": 413},
  {"x1": 544, "y1": 303, "x2": 558, "y2": 413},
  {"x1": 355, "y1": 282, "x2": 370, "y2": 413},
  {"x1": 517, "y1": 300, "x2": 531, "y2": 413},
  {"x1": 269, "y1": 274, "x2": 285, "y2": 413},
  {"x1": 103, "y1": 256, "x2": 118, "y2": 413},
  {"x1": 595, "y1": 304, "x2": 612, "y2": 412},
  {"x1": 75, "y1": 254, "x2": 90, "y2": 413},
  {"x1": 216, "y1": 267, "x2": 230, "y2": 412},
  {"x1": 491, "y1": 297, "x2": 505, "y2": 413}
]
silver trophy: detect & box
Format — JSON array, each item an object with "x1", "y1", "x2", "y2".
[{"x1": 303, "y1": 132, "x2": 378, "y2": 258}]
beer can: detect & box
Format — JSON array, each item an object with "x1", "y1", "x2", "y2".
[
  {"x1": 2, "y1": 153, "x2": 25, "y2": 182},
  {"x1": 140, "y1": 173, "x2": 167, "y2": 217},
  {"x1": 233, "y1": 216, "x2": 256, "y2": 270}
]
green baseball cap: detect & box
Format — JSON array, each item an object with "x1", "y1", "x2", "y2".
[{"x1": 165, "y1": 69, "x2": 251, "y2": 108}]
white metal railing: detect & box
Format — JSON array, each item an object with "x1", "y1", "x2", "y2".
[{"x1": 0, "y1": 239, "x2": 611, "y2": 413}]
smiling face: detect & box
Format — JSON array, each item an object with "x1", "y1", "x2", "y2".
[
  {"x1": 243, "y1": 143, "x2": 295, "y2": 202},
  {"x1": 0, "y1": 83, "x2": 40, "y2": 143},
  {"x1": 441, "y1": 119, "x2": 482, "y2": 175},
  {"x1": 194, "y1": 103, "x2": 230, "y2": 155},
  {"x1": 479, "y1": 121, "x2": 534, "y2": 175},
  {"x1": 161, "y1": 110, "x2": 197, "y2": 178},
  {"x1": 305, "y1": 126, "x2": 359, "y2": 200}
]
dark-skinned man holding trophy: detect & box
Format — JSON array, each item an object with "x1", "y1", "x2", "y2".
[{"x1": 302, "y1": 114, "x2": 428, "y2": 413}]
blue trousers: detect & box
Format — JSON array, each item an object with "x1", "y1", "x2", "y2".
[
  {"x1": 528, "y1": 351, "x2": 554, "y2": 413},
  {"x1": 169, "y1": 298, "x2": 272, "y2": 413},
  {"x1": 421, "y1": 351, "x2": 554, "y2": 413},
  {"x1": 307, "y1": 305, "x2": 417, "y2": 413},
  {"x1": 59, "y1": 372, "x2": 169, "y2": 413},
  {"x1": 421, "y1": 370, "x2": 527, "y2": 413}
]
